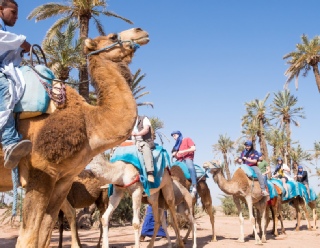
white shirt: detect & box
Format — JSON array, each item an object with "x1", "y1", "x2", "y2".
[
  {"x1": 0, "y1": 30, "x2": 26, "y2": 129},
  {"x1": 132, "y1": 117, "x2": 151, "y2": 141}
]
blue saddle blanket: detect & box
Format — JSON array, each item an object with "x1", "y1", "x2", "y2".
[
  {"x1": 269, "y1": 178, "x2": 317, "y2": 203},
  {"x1": 171, "y1": 161, "x2": 208, "y2": 180},
  {"x1": 13, "y1": 65, "x2": 54, "y2": 113},
  {"x1": 110, "y1": 143, "x2": 171, "y2": 196},
  {"x1": 266, "y1": 180, "x2": 278, "y2": 200},
  {"x1": 239, "y1": 164, "x2": 258, "y2": 178}
]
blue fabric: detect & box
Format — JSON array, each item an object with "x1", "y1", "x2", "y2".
[
  {"x1": 266, "y1": 180, "x2": 278, "y2": 200},
  {"x1": 171, "y1": 130, "x2": 183, "y2": 152},
  {"x1": 0, "y1": 73, "x2": 21, "y2": 147},
  {"x1": 239, "y1": 164, "x2": 258, "y2": 178},
  {"x1": 240, "y1": 149, "x2": 259, "y2": 166},
  {"x1": 268, "y1": 178, "x2": 317, "y2": 203},
  {"x1": 141, "y1": 205, "x2": 166, "y2": 237},
  {"x1": 110, "y1": 143, "x2": 170, "y2": 196},
  {"x1": 14, "y1": 65, "x2": 53, "y2": 113},
  {"x1": 297, "y1": 166, "x2": 304, "y2": 176},
  {"x1": 172, "y1": 161, "x2": 208, "y2": 180},
  {"x1": 244, "y1": 140, "x2": 252, "y2": 146}
]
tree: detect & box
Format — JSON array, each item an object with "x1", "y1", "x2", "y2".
[
  {"x1": 149, "y1": 117, "x2": 169, "y2": 145},
  {"x1": 42, "y1": 21, "x2": 83, "y2": 81},
  {"x1": 283, "y1": 34, "x2": 320, "y2": 92},
  {"x1": 241, "y1": 93, "x2": 271, "y2": 163},
  {"x1": 28, "y1": 0, "x2": 133, "y2": 100},
  {"x1": 270, "y1": 90, "x2": 305, "y2": 168},
  {"x1": 290, "y1": 144, "x2": 312, "y2": 175},
  {"x1": 212, "y1": 134, "x2": 234, "y2": 180},
  {"x1": 130, "y1": 69, "x2": 153, "y2": 108}
]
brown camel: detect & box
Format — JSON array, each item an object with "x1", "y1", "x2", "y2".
[
  {"x1": 203, "y1": 161, "x2": 268, "y2": 244},
  {"x1": 88, "y1": 153, "x2": 186, "y2": 248},
  {"x1": 0, "y1": 28, "x2": 149, "y2": 247},
  {"x1": 59, "y1": 169, "x2": 109, "y2": 248},
  {"x1": 171, "y1": 165, "x2": 216, "y2": 243}
]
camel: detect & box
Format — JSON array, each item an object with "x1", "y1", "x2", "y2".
[
  {"x1": 171, "y1": 164, "x2": 216, "y2": 242},
  {"x1": 203, "y1": 161, "x2": 268, "y2": 244},
  {"x1": 89, "y1": 153, "x2": 186, "y2": 248},
  {"x1": 58, "y1": 169, "x2": 109, "y2": 248},
  {"x1": 0, "y1": 28, "x2": 148, "y2": 247}
]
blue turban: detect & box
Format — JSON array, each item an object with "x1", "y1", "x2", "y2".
[
  {"x1": 171, "y1": 130, "x2": 183, "y2": 152},
  {"x1": 297, "y1": 165, "x2": 304, "y2": 176},
  {"x1": 244, "y1": 140, "x2": 253, "y2": 146}
]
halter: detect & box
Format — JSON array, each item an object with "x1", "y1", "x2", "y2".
[{"x1": 86, "y1": 34, "x2": 140, "y2": 57}]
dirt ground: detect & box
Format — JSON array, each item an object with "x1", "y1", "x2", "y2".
[{"x1": 0, "y1": 208, "x2": 319, "y2": 248}]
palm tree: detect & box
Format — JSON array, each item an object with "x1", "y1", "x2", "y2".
[
  {"x1": 130, "y1": 69, "x2": 153, "y2": 108},
  {"x1": 242, "y1": 93, "x2": 271, "y2": 163},
  {"x1": 149, "y1": 117, "x2": 169, "y2": 145},
  {"x1": 212, "y1": 134, "x2": 234, "y2": 180},
  {"x1": 290, "y1": 144, "x2": 312, "y2": 174},
  {"x1": 283, "y1": 34, "x2": 320, "y2": 92},
  {"x1": 265, "y1": 128, "x2": 289, "y2": 166},
  {"x1": 241, "y1": 118, "x2": 258, "y2": 149},
  {"x1": 28, "y1": 0, "x2": 133, "y2": 100},
  {"x1": 42, "y1": 21, "x2": 83, "y2": 81},
  {"x1": 270, "y1": 90, "x2": 305, "y2": 168}
]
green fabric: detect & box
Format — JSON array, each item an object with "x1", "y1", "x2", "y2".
[{"x1": 258, "y1": 160, "x2": 268, "y2": 173}]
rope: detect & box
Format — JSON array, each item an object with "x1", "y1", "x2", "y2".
[{"x1": 11, "y1": 166, "x2": 20, "y2": 218}]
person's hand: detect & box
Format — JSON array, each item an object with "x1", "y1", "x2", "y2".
[
  {"x1": 242, "y1": 157, "x2": 247, "y2": 161},
  {"x1": 20, "y1": 40, "x2": 31, "y2": 53}
]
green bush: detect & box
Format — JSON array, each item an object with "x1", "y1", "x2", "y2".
[{"x1": 219, "y1": 195, "x2": 249, "y2": 218}]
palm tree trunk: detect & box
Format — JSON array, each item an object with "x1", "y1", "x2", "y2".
[
  {"x1": 79, "y1": 16, "x2": 90, "y2": 101},
  {"x1": 312, "y1": 64, "x2": 320, "y2": 93},
  {"x1": 223, "y1": 153, "x2": 231, "y2": 180},
  {"x1": 259, "y1": 120, "x2": 270, "y2": 177},
  {"x1": 285, "y1": 120, "x2": 291, "y2": 169}
]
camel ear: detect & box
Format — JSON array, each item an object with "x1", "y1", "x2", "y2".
[{"x1": 84, "y1": 38, "x2": 97, "y2": 50}]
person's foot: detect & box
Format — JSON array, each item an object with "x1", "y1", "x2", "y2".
[
  {"x1": 261, "y1": 190, "x2": 269, "y2": 196},
  {"x1": 4, "y1": 140, "x2": 32, "y2": 169},
  {"x1": 140, "y1": 235, "x2": 146, "y2": 241},
  {"x1": 147, "y1": 174, "x2": 154, "y2": 183}
]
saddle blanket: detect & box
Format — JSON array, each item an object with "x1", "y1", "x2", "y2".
[
  {"x1": 110, "y1": 143, "x2": 171, "y2": 196},
  {"x1": 269, "y1": 178, "x2": 317, "y2": 203},
  {"x1": 13, "y1": 65, "x2": 54, "y2": 118},
  {"x1": 171, "y1": 161, "x2": 209, "y2": 181}
]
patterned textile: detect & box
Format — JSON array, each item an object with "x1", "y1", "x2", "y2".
[{"x1": 110, "y1": 143, "x2": 170, "y2": 196}]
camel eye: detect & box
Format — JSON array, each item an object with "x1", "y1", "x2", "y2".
[{"x1": 109, "y1": 34, "x2": 118, "y2": 41}]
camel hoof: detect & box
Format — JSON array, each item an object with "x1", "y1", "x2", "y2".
[
  {"x1": 255, "y1": 240, "x2": 263, "y2": 245},
  {"x1": 237, "y1": 238, "x2": 245, "y2": 243},
  {"x1": 210, "y1": 237, "x2": 217, "y2": 242}
]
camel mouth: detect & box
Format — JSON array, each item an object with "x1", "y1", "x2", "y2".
[{"x1": 132, "y1": 36, "x2": 150, "y2": 45}]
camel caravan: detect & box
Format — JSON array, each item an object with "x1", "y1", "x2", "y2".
[{"x1": 0, "y1": 27, "x2": 318, "y2": 248}]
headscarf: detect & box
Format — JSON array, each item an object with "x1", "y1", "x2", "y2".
[
  {"x1": 171, "y1": 130, "x2": 183, "y2": 152},
  {"x1": 297, "y1": 165, "x2": 303, "y2": 176}
]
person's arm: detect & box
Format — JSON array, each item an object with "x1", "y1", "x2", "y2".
[
  {"x1": 0, "y1": 30, "x2": 26, "y2": 51},
  {"x1": 177, "y1": 145, "x2": 196, "y2": 155},
  {"x1": 132, "y1": 125, "x2": 149, "y2": 136},
  {"x1": 243, "y1": 156, "x2": 257, "y2": 164},
  {"x1": 263, "y1": 164, "x2": 271, "y2": 175}
]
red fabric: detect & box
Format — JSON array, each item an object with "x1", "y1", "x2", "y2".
[{"x1": 176, "y1": 137, "x2": 195, "y2": 161}]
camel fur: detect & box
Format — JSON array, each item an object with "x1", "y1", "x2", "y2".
[
  {"x1": 0, "y1": 28, "x2": 149, "y2": 247},
  {"x1": 89, "y1": 153, "x2": 185, "y2": 248},
  {"x1": 203, "y1": 161, "x2": 268, "y2": 244},
  {"x1": 59, "y1": 169, "x2": 109, "y2": 248},
  {"x1": 170, "y1": 165, "x2": 216, "y2": 243}
]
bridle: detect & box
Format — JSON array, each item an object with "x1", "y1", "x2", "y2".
[{"x1": 86, "y1": 34, "x2": 141, "y2": 57}]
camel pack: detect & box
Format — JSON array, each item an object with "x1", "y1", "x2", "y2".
[{"x1": 13, "y1": 65, "x2": 58, "y2": 119}]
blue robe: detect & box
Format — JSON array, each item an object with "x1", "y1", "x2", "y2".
[{"x1": 141, "y1": 205, "x2": 166, "y2": 237}]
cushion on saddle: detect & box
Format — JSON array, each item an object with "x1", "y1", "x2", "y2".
[
  {"x1": 239, "y1": 164, "x2": 258, "y2": 179},
  {"x1": 269, "y1": 178, "x2": 317, "y2": 203},
  {"x1": 13, "y1": 65, "x2": 54, "y2": 119},
  {"x1": 110, "y1": 143, "x2": 170, "y2": 196},
  {"x1": 171, "y1": 161, "x2": 209, "y2": 180},
  {"x1": 266, "y1": 181, "x2": 278, "y2": 200}
]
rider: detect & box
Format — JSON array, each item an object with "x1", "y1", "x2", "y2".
[
  {"x1": 294, "y1": 164, "x2": 310, "y2": 198},
  {"x1": 131, "y1": 115, "x2": 155, "y2": 183},
  {"x1": 0, "y1": 0, "x2": 32, "y2": 169},
  {"x1": 257, "y1": 152, "x2": 270, "y2": 188},
  {"x1": 273, "y1": 157, "x2": 291, "y2": 197},
  {"x1": 237, "y1": 141, "x2": 269, "y2": 196},
  {"x1": 171, "y1": 130, "x2": 197, "y2": 198}
]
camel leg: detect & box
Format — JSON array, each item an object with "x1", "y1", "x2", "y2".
[
  {"x1": 60, "y1": 199, "x2": 81, "y2": 248},
  {"x1": 197, "y1": 182, "x2": 216, "y2": 242},
  {"x1": 159, "y1": 209, "x2": 172, "y2": 247},
  {"x1": 130, "y1": 185, "x2": 143, "y2": 248},
  {"x1": 259, "y1": 199, "x2": 267, "y2": 243},
  {"x1": 233, "y1": 196, "x2": 245, "y2": 243},
  {"x1": 16, "y1": 169, "x2": 56, "y2": 248},
  {"x1": 101, "y1": 187, "x2": 124, "y2": 248},
  {"x1": 58, "y1": 211, "x2": 64, "y2": 248},
  {"x1": 293, "y1": 200, "x2": 301, "y2": 231},
  {"x1": 308, "y1": 201, "x2": 317, "y2": 230},
  {"x1": 147, "y1": 193, "x2": 162, "y2": 248},
  {"x1": 245, "y1": 195, "x2": 262, "y2": 245},
  {"x1": 161, "y1": 179, "x2": 185, "y2": 248},
  {"x1": 301, "y1": 199, "x2": 312, "y2": 230}
]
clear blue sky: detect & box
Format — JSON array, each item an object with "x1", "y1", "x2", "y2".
[{"x1": 13, "y1": 0, "x2": 320, "y2": 205}]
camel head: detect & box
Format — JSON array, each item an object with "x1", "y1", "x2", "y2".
[
  {"x1": 84, "y1": 28, "x2": 149, "y2": 63},
  {"x1": 203, "y1": 160, "x2": 222, "y2": 177}
]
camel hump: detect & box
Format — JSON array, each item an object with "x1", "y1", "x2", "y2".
[{"x1": 13, "y1": 65, "x2": 56, "y2": 119}]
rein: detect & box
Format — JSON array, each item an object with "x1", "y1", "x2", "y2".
[
  {"x1": 114, "y1": 174, "x2": 140, "y2": 189},
  {"x1": 86, "y1": 34, "x2": 140, "y2": 57}
]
